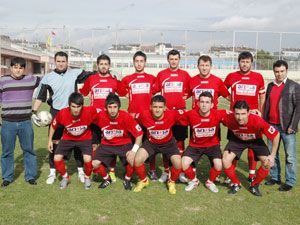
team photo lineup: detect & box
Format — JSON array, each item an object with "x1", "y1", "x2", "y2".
[{"x1": 1, "y1": 49, "x2": 299, "y2": 198}]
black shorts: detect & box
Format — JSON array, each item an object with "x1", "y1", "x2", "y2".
[
  {"x1": 91, "y1": 123, "x2": 101, "y2": 145},
  {"x1": 183, "y1": 145, "x2": 222, "y2": 164},
  {"x1": 93, "y1": 144, "x2": 132, "y2": 167},
  {"x1": 141, "y1": 138, "x2": 180, "y2": 160},
  {"x1": 172, "y1": 125, "x2": 188, "y2": 141},
  {"x1": 56, "y1": 140, "x2": 92, "y2": 157},
  {"x1": 50, "y1": 108, "x2": 64, "y2": 140},
  {"x1": 224, "y1": 136, "x2": 269, "y2": 160}
]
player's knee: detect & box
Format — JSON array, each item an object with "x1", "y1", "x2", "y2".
[
  {"x1": 54, "y1": 154, "x2": 63, "y2": 161},
  {"x1": 213, "y1": 159, "x2": 223, "y2": 171},
  {"x1": 92, "y1": 160, "x2": 100, "y2": 168},
  {"x1": 83, "y1": 154, "x2": 91, "y2": 162}
]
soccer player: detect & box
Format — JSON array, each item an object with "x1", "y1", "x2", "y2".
[
  {"x1": 133, "y1": 95, "x2": 183, "y2": 194},
  {"x1": 180, "y1": 92, "x2": 225, "y2": 192},
  {"x1": 79, "y1": 54, "x2": 119, "y2": 181},
  {"x1": 118, "y1": 51, "x2": 157, "y2": 179},
  {"x1": 189, "y1": 55, "x2": 229, "y2": 109},
  {"x1": 0, "y1": 57, "x2": 40, "y2": 187},
  {"x1": 32, "y1": 51, "x2": 92, "y2": 185},
  {"x1": 222, "y1": 100, "x2": 280, "y2": 196},
  {"x1": 92, "y1": 93, "x2": 143, "y2": 190},
  {"x1": 47, "y1": 93, "x2": 96, "y2": 189},
  {"x1": 152, "y1": 49, "x2": 190, "y2": 183},
  {"x1": 224, "y1": 51, "x2": 266, "y2": 182}
]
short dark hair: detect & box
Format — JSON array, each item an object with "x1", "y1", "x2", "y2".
[
  {"x1": 199, "y1": 91, "x2": 213, "y2": 102},
  {"x1": 197, "y1": 55, "x2": 212, "y2": 65},
  {"x1": 133, "y1": 51, "x2": 147, "y2": 61},
  {"x1": 54, "y1": 51, "x2": 68, "y2": 61},
  {"x1": 238, "y1": 51, "x2": 253, "y2": 62},
  {"x1": 105, "y1": 93, "x2": 120, "y2": 108},
  {"x1": 97, "y1": 54, "x2": 111, "y2": 65},
  {"x1": 68, "y1": 92, "x2": 84, "y2": 106},
  {"x1": 273, "y1": 60, "x2": 288, "y2": 70},
  {"x1": 11, "y1": 57, "x2": 26, "y2": 68},
  {"x1": 167, "y1": 49, "x2": 180, "y2": 59},
  {"x1": 151, "y1": 95, "x2": 166, "y2": 105},
  {"x1": 233, "y1": 100, "x2": 249, "y2": 111}
]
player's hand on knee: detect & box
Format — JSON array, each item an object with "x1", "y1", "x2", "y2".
[{"x1": 126, "y1": 150, "x2": 136, "y2": 165}]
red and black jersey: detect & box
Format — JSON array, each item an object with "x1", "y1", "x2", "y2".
[
  {"x1": 224, "y1": 71, "x2": 265, "y2": 110},
  {"x1": 222, "y1": 112, "x2": 278, "y2": 141},
  {"x1": 119, "y1": 73, "x2": 156, "y2": 114},
  {"x1": 136, "y1": 109, "x2": 184, "y2": 144},
  {"x1": 153, "y1": 68, "x2": 190, "y2": 109},
  {"x1": 79, "y1": 73, "x2": 119, "y2": 110},
  {"x1": 51, "y1": 106, "x2": 97, "y2": 141},
  {"x1": 179, "y1": 109, "x2": 226, "y2": 147},
  {"x1": 95, "y1": 110, "x2": 143, "y2": 146},
  {"x1": 189, "y1": 74, "x2": 229, "y2": 109}
]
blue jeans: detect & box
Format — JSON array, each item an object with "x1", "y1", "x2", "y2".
[
  {"x1": 268, "y1": 124, "x2": 297, "y2": 186},
  {"x1": 1, "y1": 120, "x2": 37, "y2": 182}
]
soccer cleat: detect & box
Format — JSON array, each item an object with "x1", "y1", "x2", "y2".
[
  {"x1": 205, "y1": 180, "x2": 219, "y2": 193},
  {"x1": 109, "y1": 171, "x2": 117, "y2": 183},
  {"x1": 1, "y1": 180, "x2": 11, "y2": 187},
  {"x1": 133, "y1": 179, "x2": 149, "y2": 192},
  {"x1": 84, "y1": 177, "x2": 92, "y2": 190},
  {"x1": 78, "y1": 170, "x2": 85, "y2": 183},
  {"x1": 185, "y1": 180, "x2": 199, "y2": 192},
  {"x1": 147, "y1": 170, "x2": 158, "y2": 181},
  {"x1": 46, "y1": 173, "x2": 56, "y2": 185},
  {"x1": 60, "y1": 177, "x2": 70, "y2": 189},
  {"x1": 179, "y1": 172, "x2": 188, "y2": 183},
  {"x1": 249, "y1": 184, "x2": 262, "y2": 196},
  {"x1": 123, "y1": 179, "x2": 133, "y2": 190},
  {"x1": 158, "y1": 172, "x2": 169, "y2": 183},
  {"x1": 279, "y1": 183, "x2": 293, "y2": 192},
  {"x1": 98, "y1": 179, "x2": 111, "y2": 189},
  {"x1": 228, "y1": 184, "x2": 241, "y2": 194},
  {"x1": 265, "y1": 179, "x2": 281, "y2": 186},
  {"x1": 28, "y1": 179, "x2": 37, "y2": 185},
  {"x1": 167, "y1": 181, "x2": 176, "y2": 194},
  {"x1": 224, "y1": 177, "x2": 232, "y2": 185}
]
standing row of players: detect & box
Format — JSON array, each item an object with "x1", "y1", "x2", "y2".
[{"x1": 30, "y1": 50, "x2": 296, "y2": 196}]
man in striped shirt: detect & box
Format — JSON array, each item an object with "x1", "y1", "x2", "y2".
[{"x1": 0, "y1": 57, "x2": 40, "y2": 187}]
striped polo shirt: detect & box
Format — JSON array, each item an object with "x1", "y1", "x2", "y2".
[{"x1": 0, "y1": 74, "x2": 40, "y2": 122}]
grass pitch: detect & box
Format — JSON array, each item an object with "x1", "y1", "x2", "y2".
[{"x1": 0, "y1": 98, "x2": 299, "y2": 225}]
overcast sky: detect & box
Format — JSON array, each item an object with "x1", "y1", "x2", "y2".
[{"x1": 1, "y1": 0, "x2": 300, "y2": 52}]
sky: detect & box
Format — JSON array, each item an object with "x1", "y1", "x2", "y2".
[{"x1": 1, "y1": 0, "x2": 300, "y2": 53}]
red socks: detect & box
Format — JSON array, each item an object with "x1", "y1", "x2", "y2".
[
  {"x1": 84, "y1": 161, "x2": 93, "y2": 177},
  {"x1": 248, "y1": 148, "x2": 257, "y2": 176},
  {"x1": 162, "y1": 155, "x2": 170, "y2": 173},
  {"x1": 125, "y1": 164, "x2": 134, "y2": 180},
  {"x1": 135, "y1": 164, "x2": 147, "y2": 182},
  {"x1": 224, "y1": 164, "x2": 240, "y2": 185},
  {"x1": 184, "y1": 166, "x2": 196, "y2": 181},
  {"x1": 54, "y1": 160, "x2": 67, "y2": 177},
  {"x1": 149, "y1": 156, "x2": 156, "y2": 171},
  {"x1": 169, "y1": 166, "x2": 181, "y2": 182},
  {"x1": 208, "y1": 167, "x2": 222, "y2": 182},
  {"x1": 251, "y1": 166, "x2": 269, "y2": 186},
  {"x1": 94, "y1": 164, "x2": 109, "y2": 180}
]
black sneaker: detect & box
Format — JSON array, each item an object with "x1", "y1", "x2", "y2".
[
  {"x1": 1, "y1": 180, "x2": 11, "y2": 187},
  {"x1": 249, "y1": 184, "x2": 262, "y2": 197},
  {"x1": 228, "y1": 184, "x2": 241, "y2": 194},
  {"x1": 123, "y1": 179, "x2": 133, "y2": 190},
  {"x1": 279, "y1": 183, "x2": 293, "y2": 192},
  {"x1": 98, "y1": 179, "x2": 111, "y2": 189},
  {"x1": 28, "y1": 179, "x2": 37, "y2": 185},
  {"x1": 265, "y1": 179, "x2": 281, "y2": 186}
]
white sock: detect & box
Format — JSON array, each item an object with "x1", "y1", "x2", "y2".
[
  {"x1": 77, "y1": 167, "x2": 84, "y2": 173},
  {"x1": 50, "y1": 168, "x2": 56, "y2": 175}
]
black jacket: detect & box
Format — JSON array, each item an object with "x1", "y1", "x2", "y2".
[{"x1": 264, "y1": 78, "x2": 300, "y2": 132}]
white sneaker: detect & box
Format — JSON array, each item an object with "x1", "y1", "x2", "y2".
[
  {"x1": 158, "y1": 172, "x2": 169, "y2": 183},
  {"x1": 179, "y1": 172, "x2": 188, "y2": 183},
  {"x1": 84, "y1": 177, "x2": 92, "y2": 190},
  {"x1": 78, "y1": 170, "x2": 85, "y2": 183},
  {"x1": 205, "y1": 180, "x2": 219, "y2": 193},
  {"x1": 46, "y1": 173, "x2": 56, "y2": 185},
  {"x1": 185, "y1": 180, "x2": 199, "y2": 191}
]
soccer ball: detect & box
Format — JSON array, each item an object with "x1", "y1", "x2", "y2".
[{"x1": 37, "y1": 111, "x2": 52, "y2": 127}]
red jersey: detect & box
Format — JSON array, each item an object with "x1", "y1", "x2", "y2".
[
  {"x1": 119, "y1": 73, "x2": 156, "y2": 114},
  {"x1": 79, "y1": 73, "x2": 119, "y2": 110},
  {"x1": 51, "y1": 106, "x2": 97, "y2": 141},
  {"x1": 136, "y1": 110, "x2": 183, "y2": 144},
  {"x1": 179, "y1": 109, "x2": 226, "y2": 147},
  {"x1": 153, "y1": 68, "x2": 190, "y2": 109},
  {"x1": 224, "y1": 71, "x2": 265, "y2": 110},
  {"x1": 189, "y1": 74, "x2": 229, "y2": 109},
  {"x1": 95, "y1": 110, "x2": 143, "y2": 146},
  {"x1": 222, "y1": 112, "x2": 278, "y2": 141}
]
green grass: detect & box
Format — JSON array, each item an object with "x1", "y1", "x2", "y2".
[{"x1": 0, "y1": 98, "x2": 299, "y2": 225}]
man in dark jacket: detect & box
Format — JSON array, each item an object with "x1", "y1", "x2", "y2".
[{"x1": 264, "y1": 60, "x2": 300, "y2": 191}]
